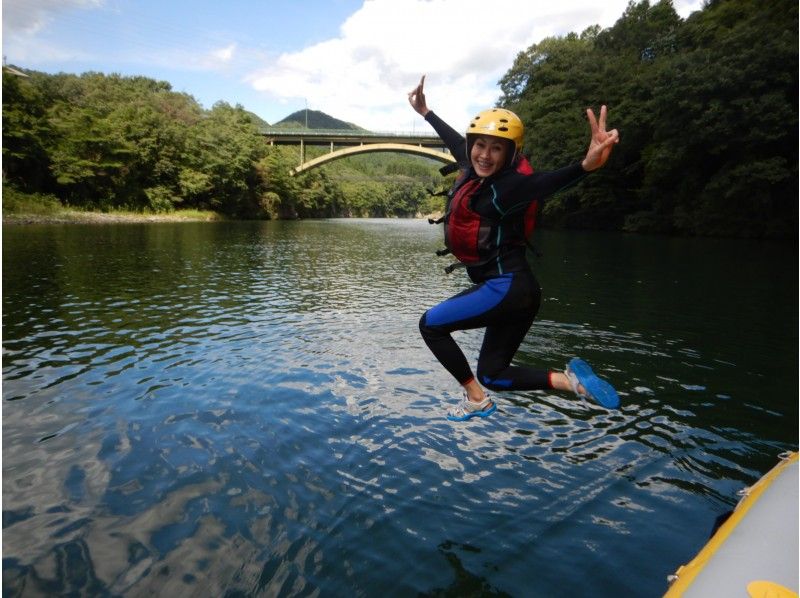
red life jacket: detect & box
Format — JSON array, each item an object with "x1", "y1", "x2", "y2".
[{"x1": 436, "y1": 156, "x2": 538, "y2": 273}]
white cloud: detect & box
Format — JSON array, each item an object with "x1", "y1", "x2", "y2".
[
  {"x1": 210, "y1": 43, "x2": 236, "y2": 64},
  {"x1": 2, "y1": 0, "x2": 705, "y2": 130},
  {"x1": 2, "y1": 0, "x2": 242, "y2": 75},
  {"x1": 143, "y1": 43, "x2": 240, "y2": 73},
  {"x1": 2, "y1": 0, "x2": 104, "y2": 36},
  {"x1": 246, "y1": 0, "x2": 703, "y2": 131},
  {"x1": 2, "y1": 0, "x2": 106, "y2": 65}
]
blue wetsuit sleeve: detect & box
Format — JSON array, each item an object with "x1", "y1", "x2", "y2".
[{"x1": 424, "y1": 111, "x2": 466, "y2": 161}]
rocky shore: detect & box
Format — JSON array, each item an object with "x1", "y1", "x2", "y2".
[{"x1": 3, "y1": 211, "x2": 225, "y2": 225}]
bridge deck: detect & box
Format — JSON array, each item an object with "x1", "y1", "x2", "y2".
[{"x1": 260, "y1": 128, "x2": 446, "y2": 148}]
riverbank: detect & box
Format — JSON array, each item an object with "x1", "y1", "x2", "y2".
[
  {"x1": 2, "y1": 188, "x2": 227, "y2": 225},
  {"x1": 2, "y1": 209, "x2": 227, "y2": 225},
  {"x1": 3, "y1": 206, "x2": 442, "y2": 225}
]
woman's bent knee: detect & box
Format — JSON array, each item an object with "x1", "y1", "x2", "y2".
[
  {"x1": 419, "y1": 312, "x2": 447, "y2": 344},
  {"x1": 419, "y1": 312, "x2": 433, "y2": 338}
]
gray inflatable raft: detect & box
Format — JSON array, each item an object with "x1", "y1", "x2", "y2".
[{"x1": 664, "y1": 451, "x2": 798, "y2": 597}]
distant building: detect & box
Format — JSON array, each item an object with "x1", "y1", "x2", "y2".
[{"x1": 3, "y1": 65, "x2": 30, "y2": 78}]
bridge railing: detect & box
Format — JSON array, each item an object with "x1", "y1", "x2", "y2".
[{"x1": 259, "y1": 127, "x2": 441, "y2": 140}]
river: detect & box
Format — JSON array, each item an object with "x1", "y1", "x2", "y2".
[{"x1": 2, "y1": 219, "x2": 797, "y2": 596}]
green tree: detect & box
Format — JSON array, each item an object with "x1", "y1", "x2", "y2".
[
  {"x1": 2, "y1": 70, "x2": 55, "y2": 192},
  {"x1": 257, "y1": 146, "x2": 304, "y2": 218},
  {"x1": 109, "y1": 88, "x2": 203, "y2": 211},
  {"x1": 46, "y1": 97, "x2": 135, "y2": 208},
  {"x1": 641, "y1": 0, "x2": 797, "y2": 236},
  {"x1": 497, "y1": 0, "x2": 797, "y2": 238},
  {"x1": 182, "y1": 102, "x2": 268, "y2": 216}
]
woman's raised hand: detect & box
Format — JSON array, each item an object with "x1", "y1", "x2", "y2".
[
  {"x1": 581, "y1": 105, "x2": 619, "y2": 172},
  {"x1": 408, "y1": 75, "x2": 430, "y2": 117}
]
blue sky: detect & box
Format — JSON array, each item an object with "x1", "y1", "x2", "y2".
[{"x1": 2, "y1": 0, "x2": 703, "y2": 131}]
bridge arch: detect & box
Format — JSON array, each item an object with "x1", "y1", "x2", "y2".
[{"x1": 290, "y1": 143, "x2": 455, "y2": 176}]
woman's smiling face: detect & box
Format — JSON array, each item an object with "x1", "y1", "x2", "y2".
[{"x1": 470, "y1": 135, "x2": 509, "y2": 177}]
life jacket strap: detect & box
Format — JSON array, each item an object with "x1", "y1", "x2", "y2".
[{"x1": 439, "y1": 162, "x2": 461, "y2": 176}]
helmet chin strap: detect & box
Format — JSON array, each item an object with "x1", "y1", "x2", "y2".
[{"x1": 508, "y1": 148, "x2": 519, "y2": 169}]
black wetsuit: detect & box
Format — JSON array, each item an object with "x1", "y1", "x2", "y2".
[{"x1": 419, "y1": 111, "x2": 587, "y2": 391}]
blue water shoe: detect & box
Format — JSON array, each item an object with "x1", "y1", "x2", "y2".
[{"x1": 565, "y1": 358, "x2": 620, "y2": 409}]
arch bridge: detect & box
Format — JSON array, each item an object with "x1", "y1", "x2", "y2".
[{"x1": 260, "y1": 128, "x2": 455, "y2": 175}]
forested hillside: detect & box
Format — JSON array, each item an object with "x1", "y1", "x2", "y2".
[
  {"x1": 2, "y1": 0, "x2": 796, "y2": 237},
  {"x1": 2, "y1": 71, "x2": 443, "y2": 219},
  {"x1": 499, "y1": 0, "x2": 797, "y2": 237}
]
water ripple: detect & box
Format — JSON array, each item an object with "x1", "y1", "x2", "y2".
[{"x1": 3, "y1": 221, "x2": 795, "y2": 597}]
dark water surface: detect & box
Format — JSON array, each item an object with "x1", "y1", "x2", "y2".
[{"x1": 2, "y1": 220, "x2": 797, "y2": 597}]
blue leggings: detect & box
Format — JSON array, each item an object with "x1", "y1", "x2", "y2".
[{"x1": 419, "y1": 270, "x2": 551, "y2": 391}]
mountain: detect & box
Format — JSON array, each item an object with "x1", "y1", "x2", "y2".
[
  {"x1": 245, "y1": 110, "x2": 270, "y2": 128},
  {"x1": 274, "y1": 109, "x2": 365, "y2": 130}
]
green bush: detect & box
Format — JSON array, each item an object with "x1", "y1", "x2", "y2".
[{"x1": 2, "y1": 186, "x2": 63, "y2": 215}]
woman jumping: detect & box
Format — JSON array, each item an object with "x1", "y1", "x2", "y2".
[{"x1": 408, "y1": 75, "x2": 621, "y2": 421}]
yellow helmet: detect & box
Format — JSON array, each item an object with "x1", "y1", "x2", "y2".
[{"x1": 467, "y1": 108, "x2": 524, "y2": 153}]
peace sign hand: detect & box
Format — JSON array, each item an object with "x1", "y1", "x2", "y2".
[{"x1": 581, "y1": 105, "x2": 619, "y2": 172}]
